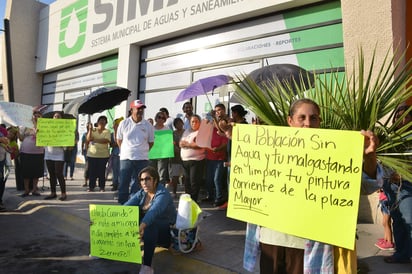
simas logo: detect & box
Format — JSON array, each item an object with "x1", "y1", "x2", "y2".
[
  {"x1": 92, "y1": 0, "x2": 179, "y2": 33},
  {"x1": 58, "y1": 0, "x2": 179, "y2": 58},
  {"x1": 58, "y1": 0, "x2": 88, "y2": 58}
]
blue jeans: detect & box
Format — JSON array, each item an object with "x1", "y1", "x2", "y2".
[
  {"x1": 118, "y1": 159, "x2": 148, "y2": 204},
  {"x1": 205, "y1": 159, "x2": 225, "y2": 202},
  {"x1": 64, "y1": 146, "x2": 77, "y2": 178},
  {"x1": 384, "y1": 180, "x2": 412, "y2": 260},
  {"x1": 111, "y1": 155, "x2": 120, "y2": 187},
  {"x1": 142, "y1": 220, "x2": 171, "y2": 266}
]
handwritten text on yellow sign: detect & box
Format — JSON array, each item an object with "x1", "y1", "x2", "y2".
[
  {"x1": 36, "y1": 118, "x2": 76, "y2": 146},
  {"x1": 227, "y1": 124, "x2": 364, "y2": 250},
  {"x1": 89, "y1": 204, "x2": 141, "y2": 263}
]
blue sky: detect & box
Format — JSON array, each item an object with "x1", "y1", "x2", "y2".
[{"x1": 0, "y1": 0, "x2": 56, "y2": 30}]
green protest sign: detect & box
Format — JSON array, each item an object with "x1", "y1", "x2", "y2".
[
  {"x1": 149, "y1": 130, "x2": 174, "y2": 159},
  {"x1": 89, "y1": 204, "x2": 141, "y2": 263},
  {"x1": 36, "y1": 118, "x2": 76, "y2": 146}
]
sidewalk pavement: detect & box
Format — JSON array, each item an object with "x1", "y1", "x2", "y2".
[{"x1": 2, "y1": 165, "x2": 411, "y2": 274}]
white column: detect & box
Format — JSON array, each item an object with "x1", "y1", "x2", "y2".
[{"x1": 116, "y1": 44, "x2": 140, "y2": 118}]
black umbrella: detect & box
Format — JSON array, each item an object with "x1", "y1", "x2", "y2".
[
  {"x1": 247, "y1": 63, "x2": 315, "y2": 91},
  {"x1": 231, "y1": 64, "x2": 315, "y2": 102},
  {"x1": 64, "y1": 86, "x2": 131, "y2": 116}
]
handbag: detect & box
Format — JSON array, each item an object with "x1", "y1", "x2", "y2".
[{"x1": 170, "y1": 226, "x2": 201, "y2": 254}]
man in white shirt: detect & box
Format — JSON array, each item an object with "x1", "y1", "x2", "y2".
[
  {"x1": 116, "y1": 100, "x2": 154, "y2": 204},
  {"x1": 181, "y1": 102, "x2": 194, "y2": 130}
]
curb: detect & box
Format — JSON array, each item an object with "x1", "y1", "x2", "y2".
[{"x1": 2, "y1": 186, "x2": 236, "y2": 274}]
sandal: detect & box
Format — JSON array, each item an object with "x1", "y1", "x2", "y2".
[{"x1": 383, "y1": 256, "x2": 411, "y2": 264}]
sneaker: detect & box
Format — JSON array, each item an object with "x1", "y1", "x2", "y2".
[
  {"x1": 213, "y1": 199, "x2": 226, "y2": 207},
  {"x1": 139, "y1": 265, "x2": 154, "y2": 274},
  {"x1": 375, "y1": 238, "x2": 385, "y2": 246},
  {"x1": 375, "y1": 240, "x2": 395, "y2": 251},
  {"x1": 217, "y1": 202, "x2": 228, "y2": 210}
]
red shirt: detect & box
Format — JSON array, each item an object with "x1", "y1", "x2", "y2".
[{"x1": 206, "y1": 128, "x2": 228, "y2": 161}]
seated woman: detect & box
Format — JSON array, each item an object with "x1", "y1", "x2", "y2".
[{"x1": 124, "y1": 166, "x2": 177, "y2": 274}]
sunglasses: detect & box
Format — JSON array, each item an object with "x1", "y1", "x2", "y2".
[{"x1": 140, "y1": 177, "x2": 153, "y2": 182}]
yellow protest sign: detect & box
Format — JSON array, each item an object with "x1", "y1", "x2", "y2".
[
  {"x1": 36, "y1": 118, "x2": 76, "y2": 146},
  {"x1": 89, "y1": 204, "x2": 141, "y2": 263},
  {"x1": 227, "y1": 124, "x2": 364, "y2": 250}
]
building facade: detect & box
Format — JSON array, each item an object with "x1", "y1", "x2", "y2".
[{"x1": 2, "y1": 0, "x2": 412, "y2": 222}]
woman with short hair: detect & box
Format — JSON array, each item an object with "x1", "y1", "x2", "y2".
[{"x1": 86, "y1": 115, "x2": 110, "y2": 192}]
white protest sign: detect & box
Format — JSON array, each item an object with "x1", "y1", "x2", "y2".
[{"x1": 0, "y1": 102, "x2": 34, "y2": 128}]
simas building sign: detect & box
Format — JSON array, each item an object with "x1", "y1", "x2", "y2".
[
  {"x1": 59, "y1": 0, "x2": 179, "y2": 57},
  {"x1": 37, "y1": 0, "x2": 300, "y2": 70}
]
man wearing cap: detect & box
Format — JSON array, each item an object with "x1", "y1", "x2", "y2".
[{"x1": 116, "y1": 100, "x2": 154, "y2": 204}]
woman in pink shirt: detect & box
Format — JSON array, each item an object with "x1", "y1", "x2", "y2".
[
  {"x1": 18, "y1": 111, "x2": 44, "y2": 197},
  {"x1": 179, "y1": 114, "x2": 205, "y2": 202}
]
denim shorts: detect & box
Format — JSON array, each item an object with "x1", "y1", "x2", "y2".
[{"x1": 379, "y1": 199, "x2": 390, "y2": 215}]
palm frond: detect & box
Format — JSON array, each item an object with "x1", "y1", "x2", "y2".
[{"x1": 233, "y1": 46, "x2": 412, "y2": 179}]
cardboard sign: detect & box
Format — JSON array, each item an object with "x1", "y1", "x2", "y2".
[
  {"x1": 0, "y1": 102, "x2": 34, "y2": 128},
  {"x1": 89, "y1": 204, "x2": 141, "y2": 263},
  {"x1": 195, "y1": 119, "x2": 214, "y2": 148},
  {"x1": 36, "y1": 118, "x2": 76, "y2": 146},
  {"x1": 149, "y1": 130, "x2": 174, "y2": 159},
  {"x1": 227, "y1": 124, "x2": 364, "y2": 250}
]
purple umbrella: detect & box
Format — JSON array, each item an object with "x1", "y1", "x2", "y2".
[{"x1": 175, "y1": 75, "x2": 232, "y2": 102}]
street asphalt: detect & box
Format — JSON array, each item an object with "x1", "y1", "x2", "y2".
[{"x1": 1, "y1": 165, "x2": 411, "y2": 274}]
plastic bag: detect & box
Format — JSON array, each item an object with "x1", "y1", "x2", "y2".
[{"x1": 175, "y1": 194, "x2": 202, "y2": 229}]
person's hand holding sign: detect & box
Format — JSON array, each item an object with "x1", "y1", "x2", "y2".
[{"x1": 361, "y1": 129, "x2": 379, "y2": 179}]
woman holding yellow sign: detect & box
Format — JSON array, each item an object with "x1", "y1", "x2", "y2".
[
  {"x1": 44, "y1": 111, "x2": 67, "y2": 201},
  {"x1": 244, "y1": 99, "x2": 381, "y2": 274}
]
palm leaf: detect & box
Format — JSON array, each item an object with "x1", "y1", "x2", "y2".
[{"x1": 233, "y1": 47, "x2": 412, "y2": 179}]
